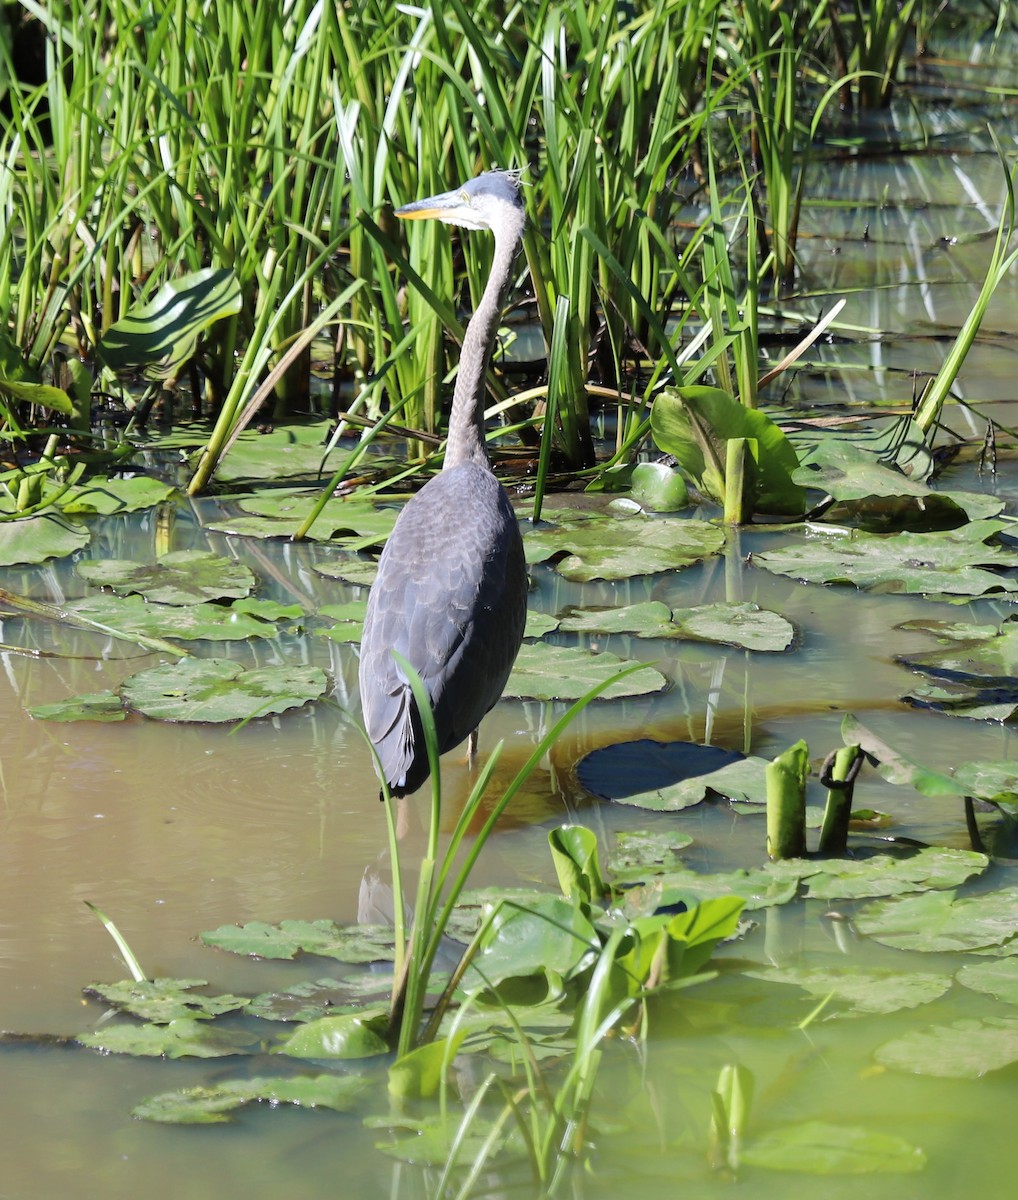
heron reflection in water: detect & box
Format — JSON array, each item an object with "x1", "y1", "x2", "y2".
[{"x1": 358, "y1": 171, "x2": 529, "y2": 798}]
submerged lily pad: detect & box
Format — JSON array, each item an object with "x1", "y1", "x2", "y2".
[
  {"x1": 29, "y1": 691, "x2": 126, "y2": 722},
  {"x1": 745, "y1": 965, "x2": 952, "y2": 1018},
  {"x1": 875, "y1": 1017, "x2": 1018, "y2": 1078},
  {"x1": 525, "y1": 507, "x2": 725, "y2": 581},
  {"x1": 558, "y1": 601, "x2": 793, "y2": 651},
  {"x1": 956, "y1": 959, "x2": 1018, "y2": 1006},
  {"x1": 248, "y1": 979, "x2": 365, "y2": 1023},
  {"x1": 0, "y1": 514, "x2": 90, "y2": 565},
  {"x1": 83, "y1": 978, "x2": 249, "y2": 1022},
  {"x1": 133, "y1": 1074, "x2": 370, "y2": 1124},
  {"x1": 503, "y1": 643, "x2": 667, "y2": 700},
  {"x1": 855, "y1": 887, "x2": 1018, "y2": 953},
  {"x1": 77, "y1": 550, "x2": 256, "y2": 605},
  {"x1": 609, "y1": 831, "x2": 695, "y2": 883},
  {"x1": 121, "y1": 658, "x2": 327, "y2": 722},
  {"x1": 753, "y1": 520, "x2": 1018, "y2": 596},
  {"x1": 742, "y1": 1121, "x2": 925, "y2": 1174},
  {"x1": 76, "y1": 1017, "x2": 255, "y2": 1059},
  {"x1": 201, "y1": 919, "x2": 396, "y2": 963}
]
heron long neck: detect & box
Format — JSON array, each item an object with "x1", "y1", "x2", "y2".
[{"x1": 443, "y1": 217, "x2": 524, "y2": 471}]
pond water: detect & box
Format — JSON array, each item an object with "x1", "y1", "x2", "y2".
[{"x1": 7, "y1": 42, "x2": 1018, "y2": 1200}]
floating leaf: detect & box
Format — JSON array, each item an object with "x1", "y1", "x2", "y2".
[
  {"x1": 313, "y1": 557, "x2": 378, "y2": 587},
  {"x1": 77, "y1": 550, "x2": 256, "y2": 605},
  {"x1": 83, "y1": 978, "x2": 249, "y2": 1022},
  {"x1": 753, "y1": 520, "x2": 1018, "y2": 596},
  {"x1": 558, "y1": 601, "x2": 793, "y2": 651},
  {"x1": 956, "y1": 959, "x2": 1018, "y2": 1006},
  {"x1": 609, "y1": 830, "x2": 694, "y2": 883},
  {"x1": 29, "y1": 691, "x2": 126, "y2": 723},
  {"x1": 525, "y1": 507, "x2": 725, "y2": 581},
  {"x1": 745, "y1": 965, "x2": 952, "y2": 1018},
  {"x1": 201, "y1": 919, "x2": 396, "y2": 963},
  {"x1": 742, "y1": 1121, "x2": 925, "y2": 1173},
  {"x1": 76, "y1": 1017, "x2": 255, "y2": 1058},
  {"x1": 59, "y1": 477, "x2": 178, "y2": 515},
  {"x1": 840, "y1": 715, "x2": 966, "y2": 797},
  {"x1": 317, "y1": 600, "x2": 366, "y2": 643},
  {"x1": 621, "y1": 861, "x2": 809, "y2": 916},
  {"x1": 133, "y1": 1074, "x2": 371, "y2": 1124},
  {"x1": 503, "y1": 643, "x2": 667, "y2": 700},
  {"x1": 121, "y1": 659, "x2": 328, "y2": 722},
  {"x1": 801, "y1": 848, "x2": 988, "y2": 901},
  {"x1": 65, "y1": 594, "x2": 286, "y2": 642},
  {"x1": 96, "y1": 267, "x2": 242, "y2": 380},
  {"x1": 875, "y1": 1017, "x2": 1018, "y2": 1078},
  {"x1": 899, "y1": 620, "x2": 1018, "y2": 720},
  {"x1": 953, "y1": 761, "x2": 1018, "y2": 817},
  {"x1": 524, "y1": 609, "x2": 560, "y2": 638},
  {"x1": 611, "y1": 758, "x2": 771, "y2": 811},
  {"x1": 0, "y1": 514, "x2": 90, "y2": 565},
  {"x1": 277, "y1": 1010, "x2": 389, "y2": 1059},
  {"x1": 855, "y1": 888, "x2": 1018, "y2": 953}
]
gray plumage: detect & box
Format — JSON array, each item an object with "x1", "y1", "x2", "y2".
[{"x1": 358, "y1": 171, "x2": 528, "y2": 797}]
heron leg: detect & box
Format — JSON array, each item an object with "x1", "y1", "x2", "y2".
[{"x1": 467, "y1": 728, "x2": 478, "y2": 763}]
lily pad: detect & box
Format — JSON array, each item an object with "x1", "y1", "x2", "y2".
[
  {"x1": 898, "y1": 620, "x2": 1018, "y2": 721},
  {"x1": 503, "y1": 643, "x2": 667, "y2": 701},
  {"x1": 854, "y1": 887, "x2": 1018, "y2": 953},
  {"x1": 621, "y1": 861, "x2": 809, "y2": 915},
  {"x1": 200, "y1": 919, "x2": 396, "y2": 963},
  {"x1": 524, "y1": 609, "x2": 560, "y2": 639},
  {"x1": 65, "y1": 594, "x2": 287, "y2": 642},
  {"x1": 745, "y1": 965, "x2": 952, "y2": 1018},
  {"x1": 525, "y1": 507, "x2": 725, "y2": 581},
  {"x1": 558, "y1": 601, "x2": 793, "y2": 651},
  {"x1": 801, "y1": 847, "x2": 988, "y2": 901},
  {"x1": 956, "y1": 958, "x2": 1018, "y2": 1006},
  {"x1": 76, "y1": 550, "x2": 256, "y2": 605},
  {"x1": 29, "y1": 691, "x2": 126, "y2": 722},
  {"x1": 121, "y1": 658, "x2": 328, "y2": 722},
  {"x1": 609, "y1": 830, "x2": 694, "y2": 883},
  {"x1": 317, "y1": 599, "x2": 366, "y2": 643},
  {"x1": 59, "y1": 476, "x2": 179, "y2": 515},
  {"x1": 874, "y1": 1016, "x2": 1018, "y2": 1078},
  {"x1": 753, "y1": 520, "x2": 1018, "y2": 596},
  {"x1": 313, "y1": 557, "x2": 378, "y2": 587},
  {"x1": 76, "y1": 1017, "x2": 255, "y2": 1058},
  {"x1": 276, "y1": 1009, "x2": 389, "y2": 1059},
  {"x1": 132, "y1": 1074, "x2": 370, "y2": 1124},
  {"x1": 0, "y1": 514, "x2": 90, "y2": 565},
  {"x1": 239, "y1": 492, "x2": 401, "y2": 549},
  {"x1": 83, "y1": 978, "x2": 249, "y2": 1023},
  {"x1": 248, "y1": 979, "x2": 365, "y2": 1023},
  {"x1": 629, "y1": 461, "x2": 690, "y2": 512},
  {"x1": 611, "y1": 758, "x2": 771, "y2": 811},
  {"x1": 465, "y1": 895, "x2": 598, "y2": 989},
  {"x1": 742, "y1": 1121, "x2": 925, "y2": 1173}
]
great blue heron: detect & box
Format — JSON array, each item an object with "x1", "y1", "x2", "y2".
[{"x1": 358, "y1": 170, "x2": 528, "y2": 797}]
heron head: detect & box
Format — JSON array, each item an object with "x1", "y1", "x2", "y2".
[{"x1": 395, "y1": 169, "x2": 525, "y2": 233}]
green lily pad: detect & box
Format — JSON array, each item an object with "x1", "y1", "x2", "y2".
[
  {"x1": 121, "y1": 658, "x2": 328, "y2": 722},
  {"x1": 953, "y1": 761, "x2": 1018, "y2": 817},
  {"x1": 956, "y1": 958, "x2": 1018, "y2": 1006},
  {"x1": 875, "y1": 1016, "x2": 1018, "y2": 1078},
  {"x1": 277, "y1": 1009, "x2": 390, "y2": 1059},
  {"x1": 248, "y1": 979, "x2": 365, "y2": 1023},
  {"x1": 75, "y1": 1017, "x2": 255, "y2": 1058},
  {"x1": 524, "y1": 609, "x2": 561, "y2": 639},
  {"x1": 503, "y1": 643, "x2": 667, "y2": 700},
  {"x1": 76, "y1": 550, "x2": 256, "y2": 605},
  {"x1": 133, "y1": 1073, "x2": 371, "y2": 1124},
  {"x1": 83, "y1": 978, "x2": 249, "y2": 1022},
  {"x1": 232, "y1": 598, "x2": 305, "y2": 622},
  {"x1": 525, "y1": 507, "x2": 725, "y2": 581},
  {"x1": 65, "y1": 594, "x2": 287, "y2": 642},
  {"x1": 898, "y1": 619, "x2": 1018, "y2": 720},
  {"x1": 239, "y1": 491, "x2": 400, "y2": 543},
  {"x1": 201, "y1": 919, "x2": 396, "y2": 963},
  {"x1": 313, "y1": 557, "x2": 378, "y2": 587},
  {"x1": 801, "y1": 848, "x2": 988, "y2": 901},
  {"x1": 621, "y1": 861, "x2": 809, "y2": 915},
  {"x1": 317, "y1": 599, "x2": 366, "y2": 643},
  {"x1": 609, "y1": 830, "x2": 694, "y2": 883},
  {"x1": 745, "y1": 965, "x2": 952, "y2": 1018},
  {"x1": 558, "y1": 601, "x2": 793, "y2": 651},
  {"x1": 742, "y1": 1121, "x2": 925, "y2": 1173},
  {"x1": 840, "y1": 715, "x2": 966, "y2": 797},
  {"x1": 29, "y1": 691, "x2": 126, "y2": 722},
  {"x1": 612, "y1": 757, "x2": 771, "y2": 810},
  {"x1": 0, "y1": 514, "x2": 90, "y2": 565},
  {"x1": 753, "y1": 520, "x2": 1018, "y2": 596},
  {"x1": 59, "y1": 476, "x2": 179, "y2": 515},
  {"x1": 206, "y1": 421, "x2": 347, "y2": 483},
  {"x1": 855, "y1": 887, "x2": 1018, "y2": 953},
  {"x1": 465, "y1": 894, "x2": 598, "y2": 989}
]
